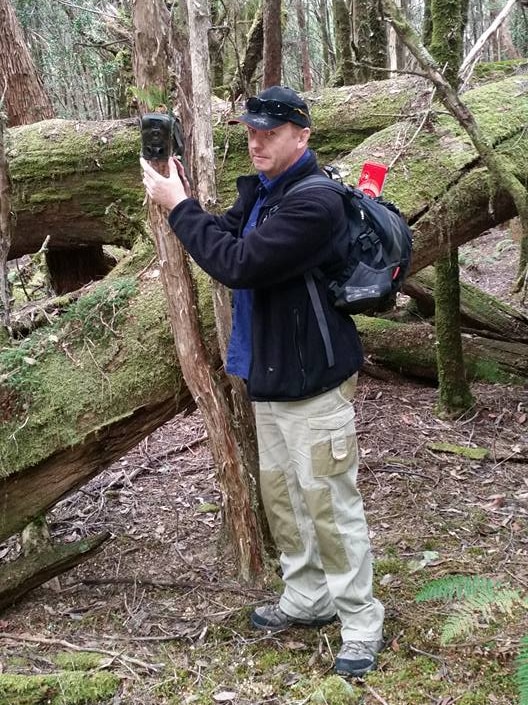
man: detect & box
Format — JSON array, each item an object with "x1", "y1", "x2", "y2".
[{"x1": 140, "y1": 85, "x2": 384, "y2": 677}]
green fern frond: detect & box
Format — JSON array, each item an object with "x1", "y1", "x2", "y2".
[
  {"x1": 129, "y1": 85, "x2": 171, "y2": 111},
  {"x1": 418, "y1": 576, "x2": 525, "y2": 645},
  {"x1": 463, "y1": 586, "x2": 522, "y2": 618},
  {"x1": 440, "y1": 607, "x2": 478, "y2": 645},
  {"x1": 415, "y1": 575, "x2": 496, "y2": 603},
  {"x1": 516, "y1": 635, "x2": 528, "y2": 705}
]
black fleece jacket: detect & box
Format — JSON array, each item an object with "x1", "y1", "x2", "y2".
[{"x1": 168, "y1": 151, "x2": 363, "y2": 401}]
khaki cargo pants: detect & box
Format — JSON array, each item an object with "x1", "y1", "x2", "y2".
[{"x1": 254, "y1": 374, "x2": 384, "y2": 642}]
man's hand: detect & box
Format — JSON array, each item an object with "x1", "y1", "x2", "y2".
[{"x1": 140, "y1": 156, "x2": 191, "y2": 211}]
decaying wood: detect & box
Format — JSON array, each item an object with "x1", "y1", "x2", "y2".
[
  {"x1": 0, "y1": 532, "x2": 109, "y2": 611},
  {"x1": 357, "y1": 316, "x2": 528, "y2": 381},
  {"x1": 405, "y1": 268, "x2": 528, "y2": 341},
  {"x1": 0, "y1": 395, "x2": 191, "y2": 543}
]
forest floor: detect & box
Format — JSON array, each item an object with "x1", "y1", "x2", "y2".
[{"x1": 1, "y1": 225, "x2": 528, "y2": 705}]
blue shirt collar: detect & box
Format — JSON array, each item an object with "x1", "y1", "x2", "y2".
[{"x1": 258, "y1": 149, "x2": 312, "y2": 193}]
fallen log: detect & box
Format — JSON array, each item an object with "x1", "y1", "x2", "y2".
[
  {"x1": 7, "y1": 75, "x2": 528, "y2": 272},
  {"x1": 405, "y1": 267, "x2": 528, "y2": 341},
  {"x1": 0, "y1": 532, "x2": 110, "y2": 611},
  {"x1": 357, "y1": 315, "x2": 528, "y2": 382}
]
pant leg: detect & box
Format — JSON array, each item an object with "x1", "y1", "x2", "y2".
[
  {"x1": 255, "y1": 399, "x2": 335, "y2": 620},
  {"x1": 256, "y1": 375, "x2": 384, "y2": 642}
]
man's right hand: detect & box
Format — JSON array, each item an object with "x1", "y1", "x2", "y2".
[{"x1": 140, "y1": 156, "x2": 191, "y2": 212}]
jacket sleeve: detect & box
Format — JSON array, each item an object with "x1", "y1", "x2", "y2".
[{"x1": 167, "y1": 190, "x2": 343, "y2": 289}]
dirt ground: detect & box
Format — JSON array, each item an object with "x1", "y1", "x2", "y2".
[{"x1": 1, "y1": 225, "x2": 527, "y2": 704}]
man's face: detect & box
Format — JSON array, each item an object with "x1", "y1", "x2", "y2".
[{"x1": 246, "y1": 122, "x2": 310, "y2": 179}]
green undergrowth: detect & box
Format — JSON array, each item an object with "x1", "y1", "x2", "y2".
[{"x1": 0, "y1": 671, "x2": 120, "y2": 705}]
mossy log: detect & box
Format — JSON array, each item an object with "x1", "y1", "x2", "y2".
[
  {"x1": 7, "y1": 75, "x2": 528, "y2": 271},
  {"x1": 405, "y1": 268, "x2": 528, "y2": 341},
  {"x1": 0, "y1": 532, "x2": 109, "y2": 611},
  {"x1": 0, "y1": 248, "x2": 216, "y2": 542},
  {"x1": 356, "y1": 315, "x2": 528, "y2": 382}
]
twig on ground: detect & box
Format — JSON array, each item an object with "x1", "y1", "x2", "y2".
[
  {"x1": 0, "y1": 632, "x2": 162, "y2": 673},
  {"x1": 363, "y1": 682, "x2": 391, "y2": 704}
]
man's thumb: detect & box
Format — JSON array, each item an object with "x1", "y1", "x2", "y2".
[{"x1": 168, "y1": 157, "x2": 179, "y2": 177}]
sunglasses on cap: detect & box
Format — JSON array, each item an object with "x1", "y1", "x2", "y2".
[{"x1": 246, "y1": 96, "x2": 309, "y2": 121}]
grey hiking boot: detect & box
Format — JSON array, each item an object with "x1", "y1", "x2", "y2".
[
  {"x1": 251, "y1": 603, "x2": 337, "y2": 631},
  {"x1": 334, "y1": 639, "x2": 383, "y2": 677}
]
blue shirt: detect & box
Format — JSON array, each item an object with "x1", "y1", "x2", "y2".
[{"x1": 225, "y1": 151, "x2": 312, "y2": 379}]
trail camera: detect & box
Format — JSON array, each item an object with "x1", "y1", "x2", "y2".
[{"x1": 140, "y1": 113, "x2": 184, "y2": 161}]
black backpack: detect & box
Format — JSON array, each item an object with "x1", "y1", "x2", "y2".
[{"x1": 287, "y1": 174, "x2": 413, "y2": 315}]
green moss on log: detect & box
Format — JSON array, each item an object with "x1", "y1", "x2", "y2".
[
  {"x1": 0, "y1": 276, "x2": 181, "y2": 476},
  {"x1": 0, "y1": 672, "x2": 120, "y2": 705},
  {"x1": 336, "y1": 75, "x2": 528, "y2": 216}
]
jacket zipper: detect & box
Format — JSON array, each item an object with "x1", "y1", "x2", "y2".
[{"x1": 294, "y1": 308, "x2": 307, "y2": 392}]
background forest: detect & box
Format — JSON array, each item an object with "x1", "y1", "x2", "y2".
[
  {"x1": 1, "y1": 0, "x2": 528, "y2": 703},
  {"x1": 9, "y1": 0, "x2": 528, "y2": 120}
]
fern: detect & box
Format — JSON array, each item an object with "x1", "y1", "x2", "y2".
[
  {"x1": 416, "y1": 576, "x2": 524, "y2": 645},
  {"x1": 518, "y1": 636, "x2": 528, "y2": 705},
  {"x1": 417, "y1": 575, "x2": 528, "y2": 703},
  {"x1": 415, "y1": 575, "x2": 497, "y2": 603}
]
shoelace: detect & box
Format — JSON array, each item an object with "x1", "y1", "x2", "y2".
[{"x1": 339, "y1": 641, "x2": 377, "y2": 657}]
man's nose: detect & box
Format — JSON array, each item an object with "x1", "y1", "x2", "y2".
[{"x1": 248, "y1": 131, "x2": 265, "y2": 147}]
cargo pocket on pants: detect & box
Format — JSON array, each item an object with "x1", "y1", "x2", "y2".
[
  {"x1": 308, "y1": 407, "x2": 358, "y2": 478},
  {"x1": 260, "y1": 468, "x2": 304, "y2": 554}
]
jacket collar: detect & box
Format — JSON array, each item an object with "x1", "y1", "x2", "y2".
[{"x1": 236, "y1": 149, "x2": 320, "y2": 204}]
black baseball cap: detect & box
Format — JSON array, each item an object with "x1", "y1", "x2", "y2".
[{"x1": 229, "y1": 86, "x2": 311, "y2": 130}]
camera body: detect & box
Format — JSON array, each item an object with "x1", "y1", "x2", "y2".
[{"x1": 140, "y1": 113, "x2": 184, "y2": 161}]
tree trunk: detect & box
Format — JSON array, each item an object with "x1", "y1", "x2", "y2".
[
  {"x1": 0, "y1": 111, "x2": 10, "y2": 333},
  {"x1": 429, "y1": 0, "x2": 473, "y2": 415},
  {"x1": 229, "y1": 8, "x2": 263, "y2": 100},
  {"x1": 296, "y1": 0, "x2": 312, "y2": 90},
  {"x1": 262, "y1": 0, "x2": 282, "y2": 86},
  {"x1": 0, "y1": 0, "x2": 54, "y2": 127},
  {"x1": 333, "y1": 0, "x2": 355, "y2": 85}
]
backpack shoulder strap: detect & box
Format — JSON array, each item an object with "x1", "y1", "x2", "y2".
[{"x1": 286, "y1": 175, "x2": 348, "y2": 199}]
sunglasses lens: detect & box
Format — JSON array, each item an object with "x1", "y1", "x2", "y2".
[
  {"x1": 262, "y1": 100, "x2": 289, "y2": 116},
  {"x1": 246, "y1": 97, "x2": 261, "y2": 113},
  {"x1": 245, "y1": 97, "x2": 293, "y2": 117}
]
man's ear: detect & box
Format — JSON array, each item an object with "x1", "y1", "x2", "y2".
[{"x1": 299, "y1": 127, "x2": 311, "y2": 147}]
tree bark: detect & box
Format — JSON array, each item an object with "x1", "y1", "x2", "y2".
[
  {"x1": 262, "y1": 0, "x2": 282, "y2": 86},
  {"x1": 0, "y1": 0, "x2": 54, "y2": 127}
]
